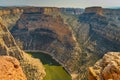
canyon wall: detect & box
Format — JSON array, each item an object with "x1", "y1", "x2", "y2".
[
  {"x1": 0, "y1": 8, "x2": 23, "y2": 16},
  {"x1": 0, "y1": 15, "x2": 46, "y2": 80},
  {"x1": 85, "y1": 7, "x2": 103, "y2": 15},
  {"x1": 0, "y1": 8, "x2": 23, "y2": 30},
  {"x1": 10, "y1": 7, "x2": 81, "y2": 78},
  {"x1": 23, "y1": 7, "x2": 59, "y2": 15},
  {"x1": 62, "y1": 6, "x2": 120, "y2": 80}
]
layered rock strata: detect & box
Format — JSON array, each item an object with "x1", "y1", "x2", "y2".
[
  {"x1": 11, "y1": 7, "x2": 81, "y2": 78},
  {"x1": 0, "y1": 18, "x2": 46, "y2": 80},
  {"x1": 85, "y1": 6, "x2": 103, "y2": 15}
]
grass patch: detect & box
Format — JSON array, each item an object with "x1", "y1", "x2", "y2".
[{"x1": 27, "y1": 52, "x2": 72, "y2": 80}]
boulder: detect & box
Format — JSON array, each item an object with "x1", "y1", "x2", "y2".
[
  {"x1": 88, "y1": 52, "x2": 120, "y2": 80},
  {"x1": 0, "y1": 56, "x2": 27, "y2": 80}
]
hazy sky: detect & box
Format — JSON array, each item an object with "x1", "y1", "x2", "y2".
[{"x1": 0, "y1": 0, "x2": 120, "y2": 8}]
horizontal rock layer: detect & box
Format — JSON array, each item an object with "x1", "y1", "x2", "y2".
[
  {"x1": 85, "y1": 6, "x2": 103, "y2": 15},
  {"x1": 0, "y1": 8, "x2": 23, "y2": 16},
  {"x1": 0, "y1": 19, "x2": 46, "y2": 80}
]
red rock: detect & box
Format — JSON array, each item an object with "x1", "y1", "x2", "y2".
[{"x1": 0, "y1": 56, "x2": 27, "y2": 80}]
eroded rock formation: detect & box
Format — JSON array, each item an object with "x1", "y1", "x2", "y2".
[
  {"x1": 0, "y1": 56, "x2": 27, "y2": 80},
  {"x1": 85, "y1": 6, "x2": 103, "y2": 15},
  {"x1": 88, "y1": 52, "x2": 120, "y2": 80},
  {"x1": 0, "y1": 8, "x2": 23, "y2": 16},
  {"x1": 0, "y1": 19, "x2": 46, "y2": 80},
  {"x1": 23, "y1": 7, "x2": 59, "y2": 15}
]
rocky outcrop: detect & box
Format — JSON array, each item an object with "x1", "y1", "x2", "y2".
[
  {"x1": 88, "y1": 52, "x2": 120, "y2": 80},
  {"x1": 0, "y1": 8, "x2": 23, "y2": 30},
  {"x1": 0, "y1": 8, "x2": 23, "y2": 16},
  {"x1": 0, "y1": 56, "x2": 27, "y2": 80},
  {"x1": 85, "y1": 7, "x2": 103, "y2": 15},
  {"x1": 23, "y1": 7, "x2": 59, "y2": 15},
  {"x1": 0, "y1": 20, "x2": 46, "y2": 80}
]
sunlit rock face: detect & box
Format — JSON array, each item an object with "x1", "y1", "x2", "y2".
[
  {"x1": 88, "y1": 52, "x2": 120, "y2": 80},
  {"x1": 23, "y1": 7, "x2": 59, "y2": 15},
  {"x1": 0, "y1": 8, "x2": 23, "y2": 16},
  {"x1": 0, "y1": 56, "x2": 27, "y2": 80},
  {"x1": 85, "y1": 6, "x2": 103, "y2": 15}
]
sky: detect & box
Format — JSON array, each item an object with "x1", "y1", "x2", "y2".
[{"x1": 0, "y1": 0, "x2": 120, "y2": 8}]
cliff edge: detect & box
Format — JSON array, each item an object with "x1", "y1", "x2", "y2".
[
  {"x1": 85, "y1": 6, "x2": 103, "y2": 15},
  {"x1": 0, "y1": 17, "x2": 46, "y2": 80},
  {"x1": 88, "y1": 52, "x2": 120, "y2": 80}
]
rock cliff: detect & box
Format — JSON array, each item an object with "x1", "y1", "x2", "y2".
[
  {"x1": 79, "y1": 11, "x2": 120, "y2": 55},
  {"x1": 88, "y1": 52, "x2": 120, "y2": 80},
  {"x1": 61, "y1": 6, "x2": 120, "y2": 80},
  {"x1": 0, "y1": 8, "x2": 23, "y2": 30},
  {"x1": 0, "y1": 18, "x2": 46, "y2": 80},
  {"x1": 0, "y1": 56, "x2": 27, "y2": 80},
  {"x1": 23, "y1": 7, "x2": 59, "y2": 15},
  {"x1": 85, "y1": 6, "x2": 103, "y2": 15},
  {"x1": 0, "y1": 8, "x2": 23, "y2": 16},
  {"x1": 10, "y1": 7, "x2": 81, "y2": 77}
]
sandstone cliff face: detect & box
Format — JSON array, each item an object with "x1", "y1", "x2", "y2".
[
  {"x1": 0, "y1": 8, "x2": 23, "y2": 16},
  {"x1": 0, "y1": 56, "x2": 27, "y2": 80},
  {"x1": 85, "y1": 7, "x2": 103, "y2": 15},
  {"x1": 88, "y1": 52, "x2": 120, "y2": 80},
  {"x1": 0, "y1": 20, "x2": 46, "y2": 80},
  {"x1": 23, "y1": 7, "x2": 59, "y2": 15},
  {"x1": 0, "y1": 8, "x2": 23, "y2": 30},
  {"x1": 11, "y1": 7, "x2": 81, "y2": 76}
]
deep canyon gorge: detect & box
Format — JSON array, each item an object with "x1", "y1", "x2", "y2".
[{"x1": 0, "y1": 6, "x2": 120, "y2": 80}]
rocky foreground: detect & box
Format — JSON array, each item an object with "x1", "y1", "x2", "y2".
[
  {"x1": 0, "y1": 56, "x2": 27, "y2": 80},
  {"x1": 88, "y1": 52, "x2": 120, "y2": 80},
  {"x1": 0, "y1": 10, "x2": 46, "y2": 80}
]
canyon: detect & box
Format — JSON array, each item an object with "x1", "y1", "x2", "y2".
[
  {"x1": 61, "y1": 6, "x2": 120, "y2": 79},
  {"x1": 0, "y1": 6, "x2": 120, "y2": 80},
  {"x1": 0, "y1": 10, "x2": 46, "y2": 80},
  {"x1": 10, "y1": 7, "x2": 81, "y2": 76}
]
